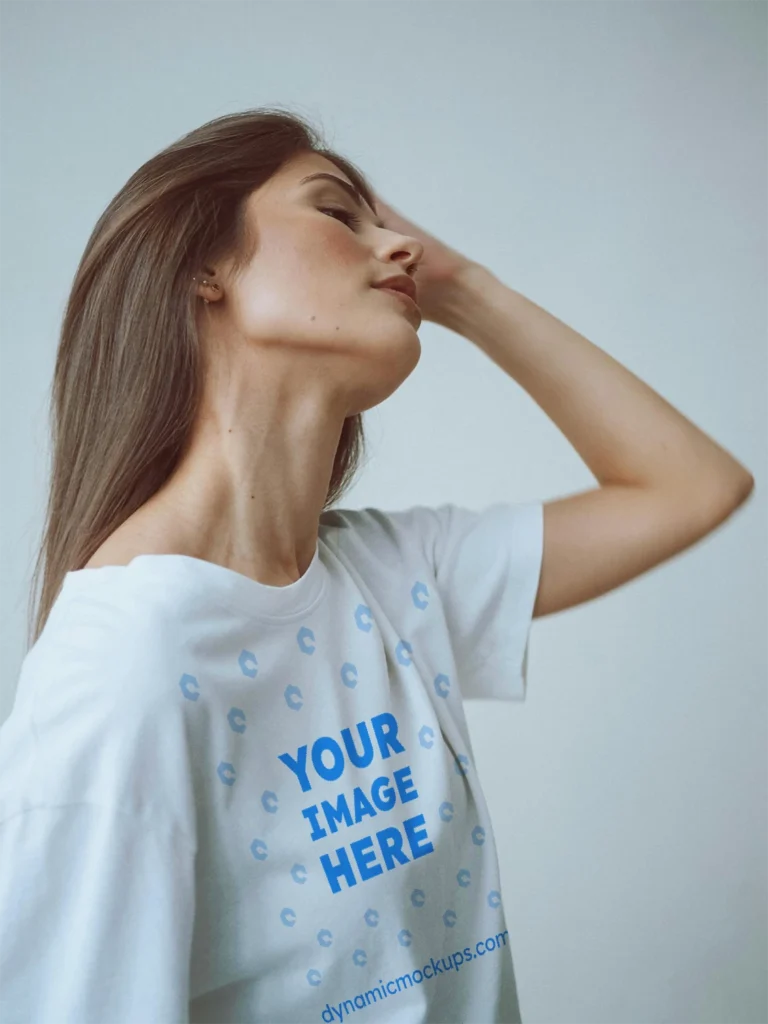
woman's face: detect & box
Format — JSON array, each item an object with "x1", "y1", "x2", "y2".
[{"x1": 202, "y1": 151, "x2": 425, "y2": 416}]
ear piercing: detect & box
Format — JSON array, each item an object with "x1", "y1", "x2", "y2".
[{"x1": 192, "y1": 276, "x2": 220, "y2": 304}]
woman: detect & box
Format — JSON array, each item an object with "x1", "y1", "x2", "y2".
[{"x1": 0, "y1": 107, "x2": 753, "y2": 1024}]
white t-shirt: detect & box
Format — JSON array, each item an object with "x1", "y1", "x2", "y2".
[{"x1": 0, "y1": 500, "x2": 543, "y2": 1024}]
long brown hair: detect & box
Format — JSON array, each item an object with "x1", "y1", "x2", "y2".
[{"x1": 27, "y1": 107, "x2": 376, "y2": 651}]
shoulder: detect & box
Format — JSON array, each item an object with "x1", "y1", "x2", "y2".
[
  {"x1": 321, "y1": 503, "x2": 442, "y2": 561},
  {"x1": 321, "y1": 501, "x2": 542, "y2": 569},
  {"x1": 5, "y1": 587, "x2": 197, "y2": 839},
  {"x1": 30, "y1": 578, "x2": 186, "y2": 738}
]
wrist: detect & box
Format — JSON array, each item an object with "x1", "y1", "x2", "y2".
[{"x1": 430, "y1": 262, "x2": 501, "y2": 333}]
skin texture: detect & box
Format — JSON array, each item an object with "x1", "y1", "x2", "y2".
[
  {"x1": 87, "y1": 152, "x2": 426, "y2": 585},
  {"x1": 82, "y1": 155, "x2": 754, "y2": 613}
]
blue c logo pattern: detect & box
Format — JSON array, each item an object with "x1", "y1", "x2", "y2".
[
  {"x1": 238, "y1": 650, "x2": 258, "y2": 678},
  {"x1": 171, "y1": 567, "x2": 505, "y2": 1001},
  {"x1": 433, "y1": 673, "x2": 450, "y2": 698},
  {"x1": 354, "y1": 604, "x2": 373, "y2": 632},
  {"x1": 250, "y1": 838, "x2": 267, "y2": 861},
  {"x1": 395, "y1": 640, "x2": 413, "y2": 666},
  {"x1": 340, "y1": 662, "x2": 358, "y2": 689},
  {"x1": 178, "y1": 673, "x2": 199, "y2": 700},
  {"x1": 297, "y1": 627, "x2": 316, "y2": 655},
  {"x1": 227, "y1": 707, "x2": 246, "y2": 733},
  {"x1": 261, "y1": 790, "x2": 278, "y2": 813},
  {"x1": 284, "y1": 684, "x2": 303, "y2": 711},
  {"x1": 411, "y1": 580, "x2": 429, "y2": 609}
]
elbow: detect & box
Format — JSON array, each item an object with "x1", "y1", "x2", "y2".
[
  {"x1": 726, "y1": 471, "x2": 755, "y2": 508},
  {"x1": 741, "y1": 472, "x2": 755, "y2": 499},
  {"x1": 696, "y1": 470, "x2": 755, "y2": 525}
]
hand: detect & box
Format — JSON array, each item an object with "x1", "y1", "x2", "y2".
[{"x1": 373, "y1": 193, "x2": 479, "y2": 324}]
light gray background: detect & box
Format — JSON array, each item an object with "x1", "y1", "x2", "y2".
[{"x1": 1, "y1": 2, "x2": 765, "y2": 1022}]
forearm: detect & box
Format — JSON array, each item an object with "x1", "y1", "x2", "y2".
[{"x1": 435, "y1": 263, "x2": 754, "y2": 499}]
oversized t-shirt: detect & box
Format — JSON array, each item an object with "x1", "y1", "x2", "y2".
[{"x1": 0, "y1": 500, "x2": 544, "y2": 1024}]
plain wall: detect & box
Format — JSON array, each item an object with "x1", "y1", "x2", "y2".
[{"x1": 1, "y1": 3, "x2": 765, "y2": 1022}]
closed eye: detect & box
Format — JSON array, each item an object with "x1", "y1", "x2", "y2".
[{"x1": 320, "y1": 206, "x2": 362, "y2": 230}]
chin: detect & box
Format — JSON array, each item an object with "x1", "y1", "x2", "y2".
[{"x1": 356, "y1": 338, "x2": 421, "y2": 413}]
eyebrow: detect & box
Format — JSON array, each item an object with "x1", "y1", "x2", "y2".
[{"x1": 299, "y1": 172, "x2": 383, "y2": 228}]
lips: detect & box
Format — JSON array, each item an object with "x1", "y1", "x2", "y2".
[{"x1": 373, "y1": 274, "x2": 418, "y2": 303}]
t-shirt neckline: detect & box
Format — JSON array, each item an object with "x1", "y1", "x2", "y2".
[{"x1": 61, "y1": 541, "x2": 328, "y2": 622}]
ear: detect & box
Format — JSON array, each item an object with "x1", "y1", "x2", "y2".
[{"x1": 193, "y1": 272, "x2": 221, "y2": 305}]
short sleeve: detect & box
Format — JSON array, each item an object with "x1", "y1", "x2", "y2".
[
  {"x1": 423, "y1": 501, "x2": 543, "y2": 701},
  {"x1": 0, "y1": 803, "x2": 196, "y2": 1024},
  {"x1": 0, "y1": 586, "x2": 203, "y2": 1022}
]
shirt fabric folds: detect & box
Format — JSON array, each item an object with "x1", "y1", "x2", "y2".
[{"x1": 0, "y1": 500, "x2": 543, "y2": 1024}]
